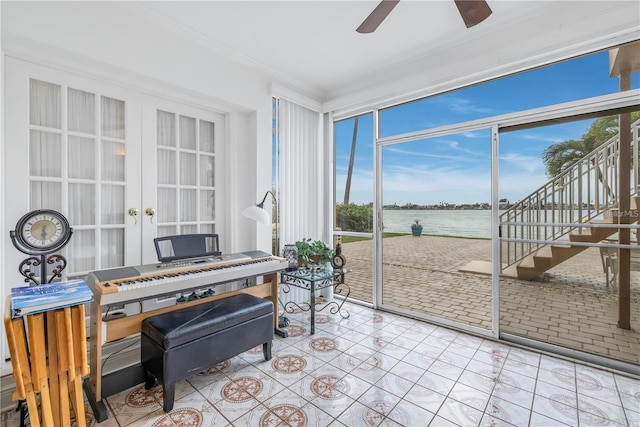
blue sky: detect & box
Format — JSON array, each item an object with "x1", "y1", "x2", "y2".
[{"x1": 335, "y1": 49, "x2": 639, "y2": 206}]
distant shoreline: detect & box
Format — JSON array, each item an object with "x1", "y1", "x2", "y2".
[
  {"x1": 383, "y1": 204, "x2": 508, "y2": 210},
  {"x1": 384, "y1": 206, "x2": 495, "y2": 210},
  {"x1": 383, "y1": 205, "x2": 593, "y2": 211}
]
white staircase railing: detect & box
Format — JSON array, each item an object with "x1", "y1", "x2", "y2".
[{"x1": 500, "y1": 117, "x2": 640, "y2": 267}]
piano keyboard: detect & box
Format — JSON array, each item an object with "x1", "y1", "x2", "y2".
[{"x1": 87, "y1": 252, "x2": 287, "y2": 306}]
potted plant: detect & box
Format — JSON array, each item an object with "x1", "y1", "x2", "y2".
[
  {"x1": 294, "y1": 238, "x2": 333, "y2": 267},
  {"x1": 411, "y1": 219, "x2": 423, "y2": 236}
]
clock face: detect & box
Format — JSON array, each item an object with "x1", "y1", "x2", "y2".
[
  {"x1": 332, "y1": 253, "x2": 346, "y2": 269},
  {"x1": 14, "y1": 210, "x2": 72, "y2": 254}
]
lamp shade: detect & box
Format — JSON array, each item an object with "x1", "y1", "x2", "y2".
[{"x1": 241, "y1": 205, "x2": 271, "y2": 225}]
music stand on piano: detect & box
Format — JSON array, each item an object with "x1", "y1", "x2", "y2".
[{"x1": 154, "y1": 234, "x2": 221, "y2": 262}]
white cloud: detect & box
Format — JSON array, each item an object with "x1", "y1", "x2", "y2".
[
  {"x1": 432, "y1": 96, "x2": 496, "y2": 115},
  {"x1": 500, "y1": 152, "x2": 544, "y2": 174}
]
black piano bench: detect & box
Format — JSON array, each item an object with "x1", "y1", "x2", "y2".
[{"x1": 140, "y1": 293, "x2": 274, "y2": 412}]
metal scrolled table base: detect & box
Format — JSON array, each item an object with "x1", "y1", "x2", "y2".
[{"x1": 281, "y1": 269, "x2": 350, "y2": 334}]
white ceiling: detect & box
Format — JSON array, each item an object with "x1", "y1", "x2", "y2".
[{"x1": 134, "y1": 1, "x2": 640, "y2": 104}]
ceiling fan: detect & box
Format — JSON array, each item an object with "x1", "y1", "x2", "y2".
[{"x1": 356, "y1": 0, "x2": 492, "y2": 34}]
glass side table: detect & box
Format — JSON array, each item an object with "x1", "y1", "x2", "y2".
[{"x1": 280, "y1": 266, "x2": 350, "y2": 334}]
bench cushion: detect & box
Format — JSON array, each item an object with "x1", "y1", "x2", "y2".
[{"x1": 142, "y1": 293, "x2": 273, "y2": 350}]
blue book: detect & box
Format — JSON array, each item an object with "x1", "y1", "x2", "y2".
[{"x1": 11, "y1": 279, "x2": 94, "y2": 318}]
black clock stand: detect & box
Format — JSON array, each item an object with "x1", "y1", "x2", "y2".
[
  {"x1": 9, "y1": 209, "x2": 73, "y2": 286},
  {"x1": 8, "y1": 236, "x2": 69, "y2": 286}
]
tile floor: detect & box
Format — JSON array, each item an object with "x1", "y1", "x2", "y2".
[{"x1": 3, "y1": 300, "x2": 640, "y2": 426}]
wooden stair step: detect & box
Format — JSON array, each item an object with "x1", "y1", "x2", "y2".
[
  {"x1": 518, "y1": 255, "x2": 536, "y2": 269},
  {"x1": 569, "y1": 229, "x2": 615, "y2": 242},
  {"x1": 513, "y1": 195, "x2": 640, "y2": 281},
  {"x1": 551, "y1": 244, "x2": 586, "y2": 261}
]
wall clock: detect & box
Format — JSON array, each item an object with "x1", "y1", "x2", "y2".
[{"x1": 10, "y1": 209, "x2": 73, "y2": 285}]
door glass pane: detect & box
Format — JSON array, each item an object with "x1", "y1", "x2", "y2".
[
  {"x1": 101, "y1": 141, "x2": 125, "y2": 181},
  {"x1": 157, "y1": 225, "x2": 177, "y2": 238},
  {"x1": 101, "y1": 184, "x2": 125, "y2": 224},
  {"x1": 69, "y1": 183, "x2": 95, "y2": 225},
  {"x1": 157, "y1": 149, "x2": 176, "y2": 185},
  {"x1": 157, "y1": 110, "x2": 176, "y2": 147},
  {"x1": 68, "y1": 136, "x2": 96, "y2": 179},
  {"x1": 181, "y1": 225, "x2": 198, "y2": 234},
  {"x1": 158, "y1": 188, "x2": 176, "y2": 222},
  {"x1": 200, "y1": 224, "x2": 215, "y2": 234},
  {"x1": 69, "y1": 229, "x2": 96, "y2": 273},
  {"x1": 30, "y1": 131, "x2": 62, "y2": 177},
  {"x1": 499, "y1": 112, "x2": 640, "y2": 364},
  {"x1": 68, "y1": 88, "x2": 95, "y2": 133},
  {"x1": 200, "y1": 190, "x2": 214, "y2": 221},
  {"x1": 101, "y1": 96, "x2": 125, "y2": 139},
  {"x1": 30, "y1": 182, "x2": 62, "y2": 212},
  {"x1": 199, "y1": 120, "x2": 215, "y2": 153},
  {"x1": 30, "y1": 79, "x2": 61, "y2": 128},
  {"x1": 180, "y1": 152, "x2": 197, "y2": 185},
  {"x1": 180, "y1": 115, "x2": 196, "y2": 150},
  {"x1": 381, "y1": 130, "x2": 492, "y2": 330},
  {"x1": 335, "y1": 114, "x2": 374, "y2": 228},
  {"x1": 200, "y1": 155, "x2": 215, "y2": 187},
  {"x1": 101, "y1": 229, "x2": 124, "y2": 269},
  {"x1": 181, "y1": 189, "x2": 197, "y2": 221}
]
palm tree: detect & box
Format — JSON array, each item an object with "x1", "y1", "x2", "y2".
[
  {"x1": 542, "y1": 113, "x2": 640, "y2": 177},
  {"x1": 542, "y1": 137, "x2": 600, "y2": 177},
  {"x1": 343, "y1": 116, "x2": 358, "y2": 205}
]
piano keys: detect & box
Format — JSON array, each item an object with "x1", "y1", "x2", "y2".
[{"x1": 88, "y1": 251, "x2": 286, "y2": 307}]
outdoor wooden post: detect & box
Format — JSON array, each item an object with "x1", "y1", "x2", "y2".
[
  {"x1": 618, "y1": 75, "x2": 631, "y2": 330},
  {"x1": 609, "y1": 42, "x2": 639, "y2": 330}
]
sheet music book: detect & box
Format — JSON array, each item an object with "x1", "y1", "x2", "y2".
[{"x1": 11, "y1": 279, "x2": 94, "y2": 318}]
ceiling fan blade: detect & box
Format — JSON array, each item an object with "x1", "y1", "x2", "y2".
[
  {"x1": 454, "y1": 0, "x2": 492, "y2": 28},
  {"x1": 356, "y1": 0, "x2": 400, "y2": 34}
]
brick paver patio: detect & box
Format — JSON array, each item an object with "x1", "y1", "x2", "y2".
[{"x1": 340, "y1": 235, "x2": 640, "y2": 365}]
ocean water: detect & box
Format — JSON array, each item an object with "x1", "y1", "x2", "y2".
[{"x1": 383, "y1": 209, "x2": 493, "y2": 238}]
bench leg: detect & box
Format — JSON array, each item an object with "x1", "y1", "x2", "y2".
[
  {"x1": 144, "y1": 371, "x2": 156, "y2": 390},
  {"x1": 263, "y1": 341, "x2": 272, "y2": 361},
  {"x1": 162, "y1": 383, "x2": 175, "y2": 413}
]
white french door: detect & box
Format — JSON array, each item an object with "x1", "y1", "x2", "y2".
[
  {"x1": 2, "y1": 57, "x2": 225, "y2": 373},
  {"x1": 140, "y1": 96, "x2": 225, "y2": 264},
  {"x1": 4, "y1": 58, "x2": 143, "y2": 280}
]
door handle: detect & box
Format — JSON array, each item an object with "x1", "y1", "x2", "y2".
[
  {"x1": 145, "y1": 208, "x2": 156, "y2": 224},
  {"x1": 128, "y1": 208, "x2": 139, "y2": 224}
]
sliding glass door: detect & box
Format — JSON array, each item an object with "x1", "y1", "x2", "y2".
[
  {"x1": 498, "y1": 110, "x2": 640, "y2": 367},
  {"x1": 378, "y1": 130, "x2": 494, "y2": 332},
  {"x1": 334, "y1": 113, "x2": 374, "y2": 305}
]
